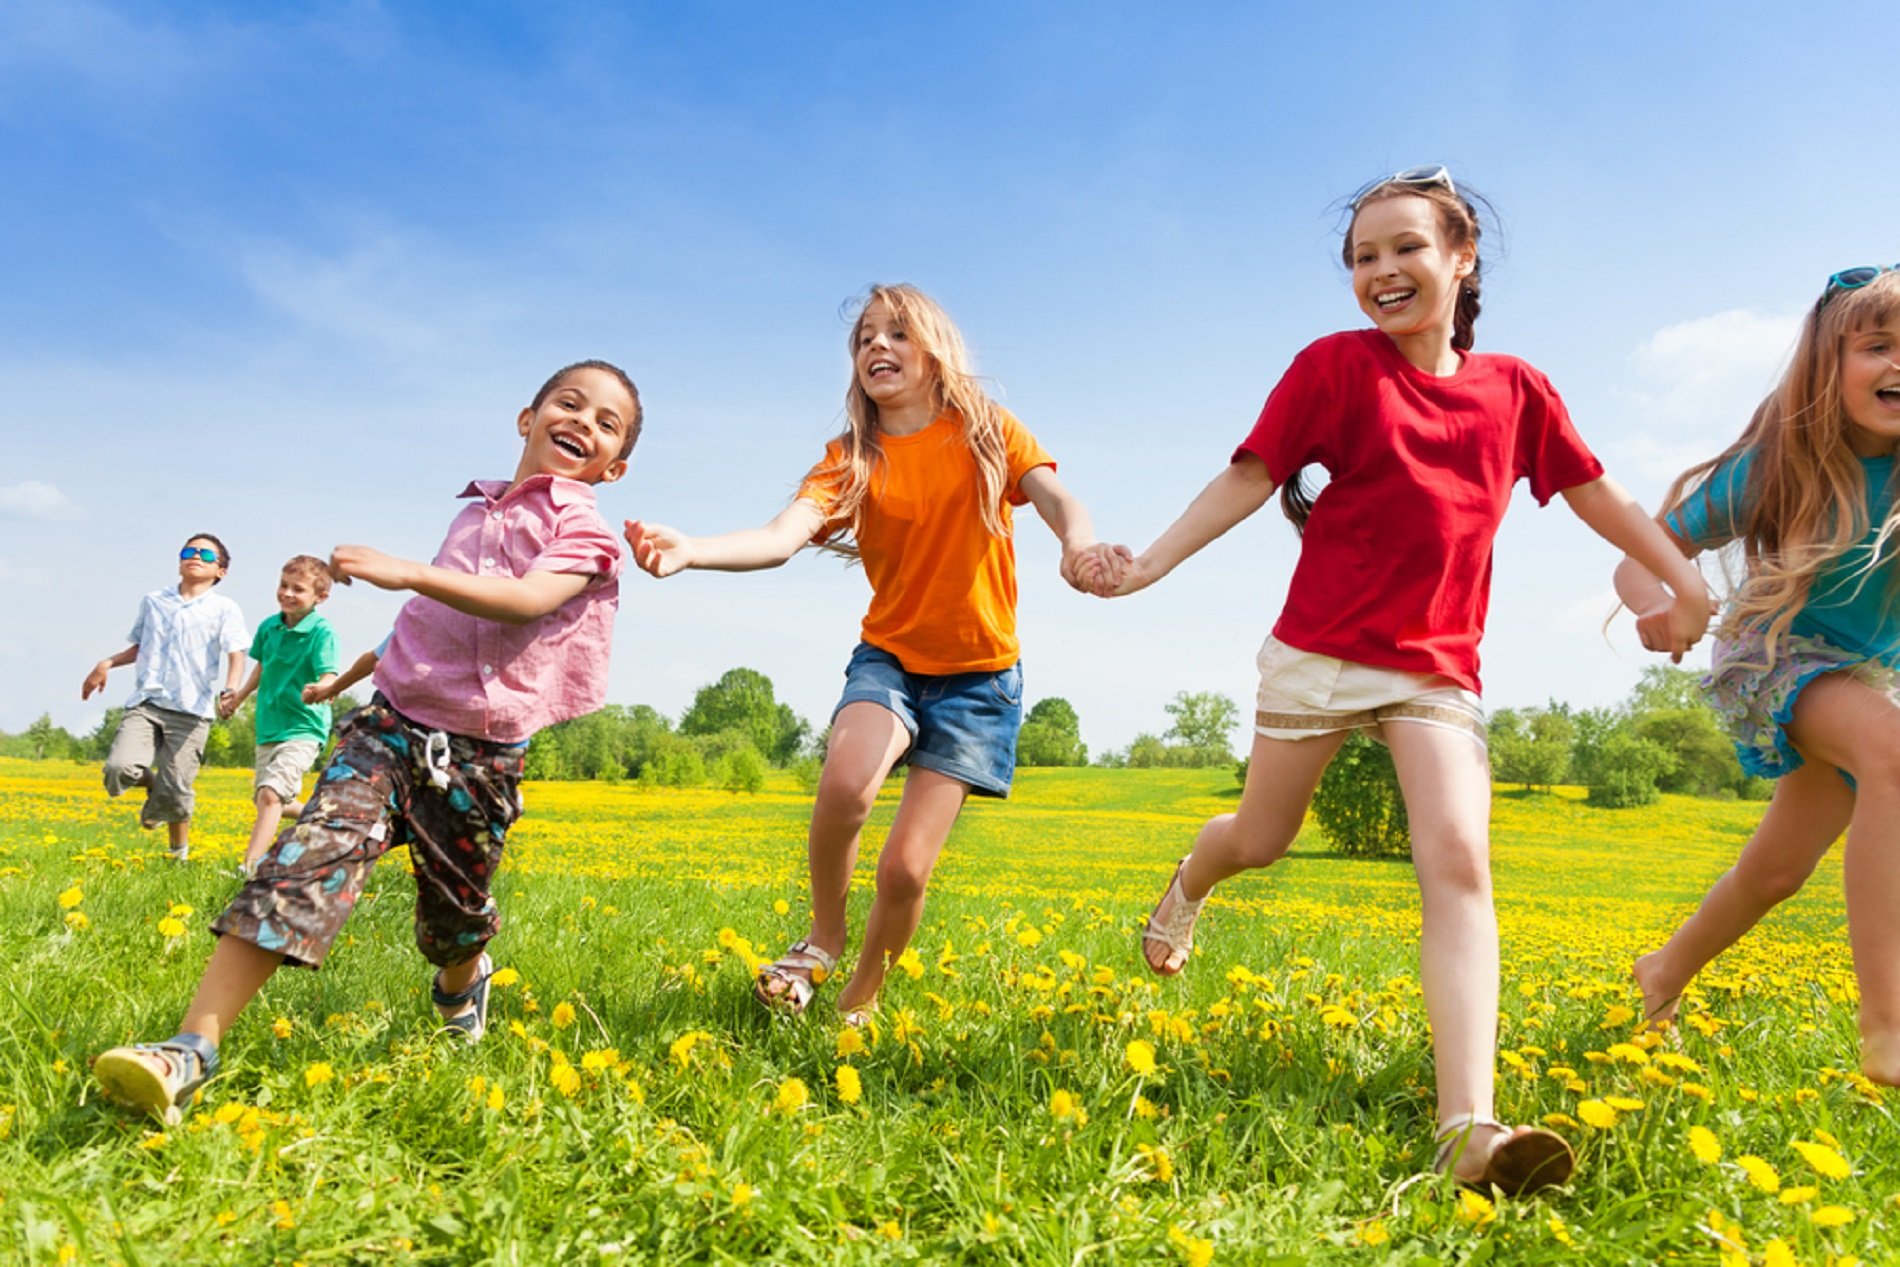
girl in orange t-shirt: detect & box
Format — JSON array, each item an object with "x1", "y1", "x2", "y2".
[{"x1": 625, "y1": 283, "x2": 1115, "y2": 1021}]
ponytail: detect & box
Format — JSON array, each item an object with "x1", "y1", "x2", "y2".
[{"x1": 1453, "y1": 271, "x2": 1482, "y2": 353}]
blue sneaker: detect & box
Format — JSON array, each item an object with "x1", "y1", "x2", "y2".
[{"x1": 431, "y1": 953, "x2": 493, "y2": 1043}]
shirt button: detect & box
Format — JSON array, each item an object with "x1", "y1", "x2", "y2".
[
  {"x1": 483, "y1": 557, "x2": 495, "y2": 569},
  {"x1": 483, "y1": 665, "x2": 494, "y2": 676}
]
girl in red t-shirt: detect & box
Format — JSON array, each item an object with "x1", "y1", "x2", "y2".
[
  {"x1": 625, "y1": 284, "x2": 1113, "y2": 1024},
  {"x1": 1083, "y1": 168, "x2": 1710, "y2": 1192}
]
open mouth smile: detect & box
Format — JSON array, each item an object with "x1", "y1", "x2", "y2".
[
  {"x1": 550, "y1": 432, "x2": 589, "y2": 459},
  {"x1": 1373, "y1": 288, "x2": 1416, "y2": 312}
]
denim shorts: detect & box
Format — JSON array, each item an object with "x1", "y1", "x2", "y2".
[{"x1": 834, "y1": 642, "x2": 1022, "y2": 797}]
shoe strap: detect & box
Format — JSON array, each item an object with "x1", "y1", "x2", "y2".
[{"x1": 160, "y1": 1031, "x2": 220, "y2": 1079}]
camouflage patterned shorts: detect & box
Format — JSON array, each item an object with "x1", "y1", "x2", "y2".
[{"x1": 212, "y1": 699, "x2": 526, "y2": 969}]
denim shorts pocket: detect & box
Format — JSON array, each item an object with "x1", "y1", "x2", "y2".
[{"x1": 989, "y1": 662, "x2": 1023, "y2": 707}]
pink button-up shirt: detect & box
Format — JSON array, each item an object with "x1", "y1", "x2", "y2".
[{"x1": 375, "y1": 475, "x2": 622, "y2": 743}]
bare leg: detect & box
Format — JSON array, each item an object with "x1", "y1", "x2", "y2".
[
  {"x1": 1384, "y1": 720, "x2": 1522, "y2": 1183},
  {"x1": 759, "y1": 702, "x2": 910, "y2": 1003},
  {"x1": 168, "y1": 819, "x2": 191, "y2": 859},
  {"x1": 243, "y1": 788, "x2": 287, "y2": 872},
  {"x1": 435, "y1": 951, "x2": 485, "y2": 998},
  {"x1": 1784, "y1": 674, "x2": 1900, "y2": 1085},
  {"x1": 1142, "y1": 728, "x2": 1346, "y2": 973},
  {"x1": 1634, "y1": 761, "x2": 1850, "y2": 1025},
  {"x1": 835, "y1": 768, "x2": 969, "y2": 1015},
  {"x1": 177, "y1": 937, "x2": 286, "y2": 1046}
]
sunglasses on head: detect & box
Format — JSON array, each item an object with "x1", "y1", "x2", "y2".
[
  {"x1": 1354, "y1": 165, "x2": 1456, "y2": 207},
  {"x1": 179, "y1": 547, "x2": 221, "y2": 564},
  {"x1": 1819, "y1": 265, "x2": 1899, "y2": 309}
]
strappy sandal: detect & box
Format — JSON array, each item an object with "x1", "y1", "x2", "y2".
[
  {"x1": 93, "y1": 1031, "x2": 220, "y2": 1125},
  {"x1": 432, "y1": 952, "x2": 494, "y2": 1043},
  {"x1": 1141, "y1": 858, "x2": 1205, "y2": 976},
  {"x1": 1434, "y1": 1114, "x2": 1575, "y2": 1196},
  {"x1": 1634, "y1": 992, "x2": 1683, "y2": 1044},
  {"x1": 754, "y1": 939, "x2": 837, "y2": 1015}
]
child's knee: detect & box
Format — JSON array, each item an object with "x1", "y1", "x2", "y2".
[{"x1": 875, "y1": 854, "x2": 932, "y2": 906}]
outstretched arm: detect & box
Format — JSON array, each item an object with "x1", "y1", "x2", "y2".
[
  {"x1": 623, "y1": 499, "x2": 828, "y2": 578},
  {"x1": 328, "y1": 546, "x2": 593, "y2": 626},
  {"x1": 1563, "y1": 476, "x2": 1712, "y2": 657},
  {"x1": 82, "y1": 645, "x2": 138, "y2": 699},
  {"x1": 306, "y1": 648, "x2": 378, "y2": 704},
  {"x1": 1114, "y1": 456, "x2": 1277, "y2": 596},
  {"x1": 1019, "y1": 466, "x2": 1127, "y2": 594}
]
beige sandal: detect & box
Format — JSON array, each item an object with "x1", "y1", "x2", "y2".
[
  {"x1": 754, "y1": 939, "x2": 837, "y2": 1015},
  {"x1": 1141, "y1": 858, "x2": 1205, "y2": 976}
]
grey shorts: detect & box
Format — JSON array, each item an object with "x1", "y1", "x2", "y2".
[{"x1": 103, "y1": 701, "x2": 211, "y2": 826}]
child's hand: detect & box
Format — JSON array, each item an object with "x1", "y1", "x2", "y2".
[
  {"x1": 328, "y1": 546, "x2": 412, "y2": 592},
  {"x1": 1063, "y1": 542, "x2": 1132, "y2": 597},
  {"x1": 301, "y1": 682, "x2": 332, "y2": 704},
  {"x1": 1635, "y1": 591, "x2": 1711, "y2": 663},
  {"x1": 81, "y1": 662, "x2": 109, "y2": 700},
  {"x1": 623, "y1": 519, "x2": 693, "y2": 578},
  {"x1": 217, "y1": 691, "x2": 238, "y2": 720},
  {"x1": 1111, "y1": 553, "x2": 1161, "y2": 598}
]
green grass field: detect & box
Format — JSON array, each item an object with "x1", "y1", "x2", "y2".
[{"x1": 0, "y1": 757, "x2": 1887, "y2": 1264}]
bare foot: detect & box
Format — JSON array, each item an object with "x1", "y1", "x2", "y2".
[
  {"x1": 1632, "y1": 952, "x2": 1682, "y2": 1033},
  {"x1": 835, "y1": 979, "x2": 879, "y2": 1025},
  {"x1": 1861, "y1": 1030, "x2": 1900, "y2": 1087}
]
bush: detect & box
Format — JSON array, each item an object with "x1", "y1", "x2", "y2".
[
  {"x1": 1310, "y1": 734, "x2": 1409, "y2": 858},
  {"x1": 1587, "y1": 732, "x2": 1677, "y2": 808},
  {"x1": 713, "y1": 743, "x2": 768, "y2": 794},
  {"x1": 641, "y1": 733, "x2": 707, "y2": 788}
]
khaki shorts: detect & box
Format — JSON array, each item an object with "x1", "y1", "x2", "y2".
[
  {"x1": 1254, "y1": 636, "x2": 1486, "y2": 747},
  {"x1": 254, "y1": 738, "x2": 323, "y2": 802}
]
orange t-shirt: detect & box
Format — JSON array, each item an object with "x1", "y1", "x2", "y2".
[{"x1": 798, "y1": 411, "x2": 1054, "y2": 675}]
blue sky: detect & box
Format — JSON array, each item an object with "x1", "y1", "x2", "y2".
[{"x1": 2, "y1": 0, "x2": 1894, "y2": 754}]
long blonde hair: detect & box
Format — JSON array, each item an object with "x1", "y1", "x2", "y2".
[
  {"x1": 814, "y1": 284, "x2": 1012, "y2": 550},
  {"x1": 1660, "y1": 270, "x2": 1900, "y2": 654}
]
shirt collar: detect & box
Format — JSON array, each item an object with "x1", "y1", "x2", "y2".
[{"x1": 458, "y1": 473, "x2": 597, "y2": 510}]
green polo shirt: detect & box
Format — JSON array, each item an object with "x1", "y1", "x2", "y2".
[{"x1": 250, "y1": 610, "x2": 340, "y2": 744}]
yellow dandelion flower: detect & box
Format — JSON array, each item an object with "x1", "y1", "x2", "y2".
[
  {"x1": 1681, "y1": 1082, "x2": 1713, "y2": 1101},
  {"x1": 1607, "y1": 1042, "x2": 1650, "y2": 1065},
  {"x1": 1133, "y1": 1095, "x2": 1158, "y2": 1120},
  {"x1": 213, "y1": 1102, "x2": 244, "y2": 1125},
  {"x1": 1604, "y1": 1096, "x2": 1645, "y2": 1112},
  {"x1": 1688, "y1": 1125, "x2": 1721, "y2": 1164},
  {"x1": 1457, "y1": 1189, "x2": 1496, "y2": 1225},
  {"x1": 1050, "y1": 1088, "x2": 1078, "y2": 1120},
  {"x1": 836, "y1": 1065, "x2": 862, "y2": 1105},
  {"x1": 168, "y1": 902, "x2": 194, "y2": 918},
  {"x1": 1762, "y1": 1239, "x2": 1795, "y2": 1267},
  {"x1": 549, "y1": 1064, "x2": 581, "y2": 1097},
  {"x1": 896, "y1": 949, "x2": 924, "y2": 979},
  {"x1": 731, "y1": 1182, "x2": 754, "y2": 1207},
  {"x1": 551, "y1": 1002, "x2": 576, "y2": 1030},
  {"x1": 486, "y1": 1084, "x2": 505, "y2": 1111},
  {"x1": 488, "y1": 967, "x2": 520, "y2": 988},
  {"x1": 1017, "y1": 928, "x2": 1043, "y2": 948},
  {"x1": 271, "y1": 1017, "x2": 293, "y2": 1039},
  {"x1": 57, "y1": 886, "x2": 83, "y2": 910},
  {"x1": 1125, "y1": 1040, "x2": 1157, "y2": 1077},
  {"x1": 877, "y1": 1221, "x2": 902, "y2": 1241},
  {"x1": 1359, "y1": 1221, "x2": 1389, "y2": 1247},
  {"x1": 717, "y1": 927, "x2": 738, "y2": 949},
  {"x1": 272, "y1": 1199, "x2": 296, "y2": 1230},
  {"x1": 1547, "y1": 1214, "x2": 1575, "y2": 1247},
  {"x1": 773, "y1": 899, "x2": 790, "y2": 916},
  {"x1": 1601, "y1": 1004, "x2": 1635, "y2": 1028},
  {"x1": 836, "y1": 1027, "x2": 867, "y2": 1059},
  {"x1": 1184, "y1": 1238, "x2": 1214, "y2": 1267},
  {"x1": 581, "y1": 1048, "x2": 617, "y2": 1071},
  {"x1": 156, "y1": 917, "x2": 187, "y2": 939},
  {"x1": 303, "y1": 1062, "x2": 334, "y2": 1088},
  {"x1": 1577, "y1": 1100, "x2": 1617, "y2": 1129},
  {"x1": 1737, "y1": 1155, "x2": 1780, "y2": 1194},
  {"x1": 775, "y1": 1077, "x2": 809, "y2": 1113},
  {"x1": 1809, "y1": 1205, "x2": 1854, "y2": 1228},
  {"x1": 137, "y1": 1130, "x2": 167, "y2": 1150},
  {"x1": 64, "y1": 911, "x2": 89, "y2": 931},
  {"x1": 1791, "y1": 1139, "x2": 1851, "y2": 1180},
  {"x1": 1779, "y1": 1186, "x2": 1818, "y2": 1205}
]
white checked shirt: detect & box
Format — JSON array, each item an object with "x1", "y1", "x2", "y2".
[{"x1": 126, "y1": 585, "x2": 249, "y2": 718}]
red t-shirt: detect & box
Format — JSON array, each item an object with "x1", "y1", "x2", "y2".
[{"x1": 1233, "y1": 329, "x2": 1603, "y2": 693}]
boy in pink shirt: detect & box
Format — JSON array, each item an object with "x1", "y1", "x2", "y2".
[{"x1": 93, "y1": 360, "x2": 639, "y2": 1122}]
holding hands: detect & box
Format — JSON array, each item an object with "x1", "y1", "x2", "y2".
[
  {"x1": 1063, "y1": 542, "x2": 1135, "y2": 597},
  {"x1": 623, "y1": 520, "x2": 693, "y2": 578}
]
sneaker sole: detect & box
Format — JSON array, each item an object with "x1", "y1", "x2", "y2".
[{"x1": 94, "y1": 1051, "x2": 182, "y2": 1124}]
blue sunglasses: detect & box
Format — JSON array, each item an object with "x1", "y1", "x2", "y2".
[
  {"x1": 1820, "y1": 264, "x2": 1899, "y2": 308},
  {"x1": 179, "y1": 546, "x2": 221, "y2": 564}
]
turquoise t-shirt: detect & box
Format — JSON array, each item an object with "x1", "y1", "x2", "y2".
[
  {"x1": 1666, "y1": 449, "x2": 1898, "y2": 663},
  {"x1": 250, "y1": 611, "x2": 340, "y2": 744}
]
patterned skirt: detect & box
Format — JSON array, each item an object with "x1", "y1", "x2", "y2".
[{"x1": 1704, "y1": 629, "x2": 1896, "y2": 779}]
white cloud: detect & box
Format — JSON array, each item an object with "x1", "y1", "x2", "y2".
[
  {"x1": 0, "y1": 480, "x2": 80, "y2": 522},
  {"x1": 1608, "y1": 307, "x2": 1801, "y2": 477}
]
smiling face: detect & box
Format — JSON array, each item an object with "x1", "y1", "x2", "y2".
[
  {"x1": 1349, "y1": 194, "x2": 1475, "y2": 348},
  {"x1": 275, "y1": 568, "x2": 325, "y2": 623},
  {"x1": 853, "y1": 298, "x2": 938, "y2": 419},
  {"x1": 1839, "y1": 316, "x2": 1900, "y2": 457},
  {"x1": 514, "y1": 366, "x2": 635, "y2": 486}
]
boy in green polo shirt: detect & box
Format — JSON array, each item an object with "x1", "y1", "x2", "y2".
[{"x1": 221, "y1": 555, "x2": 340, "y2": 874}]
